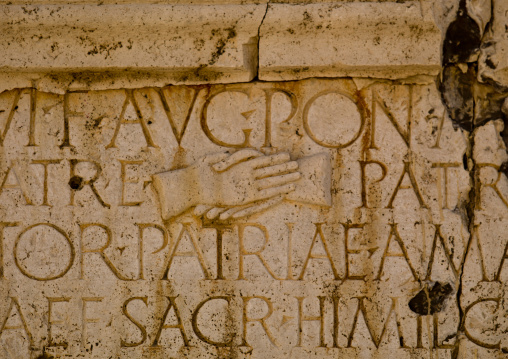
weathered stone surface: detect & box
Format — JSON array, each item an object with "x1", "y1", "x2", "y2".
[
  {"x1": 478, "y1": 0, "x2": 508, "y2": 88},
  {"x1": 0, "y1": 78, "x2": 476, "y2": 358},
  {"x1": 0, "y1": 0, "x2": 508, "y2": 358},
  {"x1": 259, "y1": 1, "x2": 442, "y2": 81},
  {"x1": 0, "y1": 4, "x2": 264, "y2": 91}
]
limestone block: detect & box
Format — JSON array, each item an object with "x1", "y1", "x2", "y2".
[
  {"x1": 0, "y1": 0, "x2": 507, "y2": 357},
  {"x1": 0, "y1": 4, "x2": 265, "y2": 90},
  {"x1": 259, "y1": 1, "x2": 442, "y2": 81},
  {"x1": 0, "y1": 78, "x2": 477, "y2": 358}
]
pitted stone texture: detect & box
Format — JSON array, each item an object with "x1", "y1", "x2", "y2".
[
  {"x1": 0, "y1": 78, "x2": 480, "y2": 358},
  {"x1": 459, "y1": 120, "x2": 508, "y2": 357},
  {"x1": 259, "y1": 1, "x2": 442, "y2": 81},
  {"x1": 0, "y1": 4, "x2": 264, "y2": 89}
]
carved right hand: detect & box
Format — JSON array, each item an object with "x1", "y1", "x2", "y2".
[{"x1": 195, "y1": 149, "x2": 301, "y2": 208}]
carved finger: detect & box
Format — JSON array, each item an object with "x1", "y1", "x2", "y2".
[
  {"x1": 194, "y1": 204, "x2": 213, "y2": 216},
  {"x1": 249, "y1": 153, "x2": 291, "y2": 169},
  {"x1": 256, "y1": 172, "x2": 301, "y2": 190},
  {"x1": 218, "y1": 203, "x2": 251, "y2": 220},
  {"x1": 253, "y1": 161, "x2": 299, "y2": 179},
  {"x1": 202, "y1": 152, "x2": 229, "y2": 165},
  {"x1": 212, "y1": 149, "x2": 262, "y2": 172},
  {"x1": 229, "y1": 196, "x2": 285, "y2": 219},
  {"x1": 218, "y1": 198, "x2": 273, "y2": 220},
  {"x1": 258, "y1": 183, "x2": 296, "y2": 199},
  {"x1": 206, "y1": 207, "x2": 227, "y2": 219}
]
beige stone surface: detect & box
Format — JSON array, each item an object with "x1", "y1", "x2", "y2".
[
  {"x1": 258, "y1": 1, "x2": 442, "y2": 80},
  {"x1": 0, "y1": 4, "x2": 264, "y2": 90},
  {"x1": 478, "y1": 0, "x2": 508, "y2": 88},
  {"x1": 0, "y1": 0, "x2": 508, "y2": 358},
  {"x1": 0, "y1": 1, "x2": 450, "y2": 91},
  {"x1": 0, "y1": 78, "x2": 477, "y2": 358}
]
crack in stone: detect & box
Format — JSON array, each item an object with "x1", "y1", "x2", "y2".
[
  {"x1": 254, "y1": 0, "x2": 271, "y2": 80},
  {"x1": 439, "y1": 0, "x2": 507, "y2": 356}
]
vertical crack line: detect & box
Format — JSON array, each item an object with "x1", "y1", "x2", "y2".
[
  {"x1": 439, "y1": 1, "x2": 493, "y2": 356},
  {"x1": 453, "y1": 125, "x2": 477, "y2": 359},
  {"x1": 255, "y1": 0, "x2": 271, "y2": 81}
]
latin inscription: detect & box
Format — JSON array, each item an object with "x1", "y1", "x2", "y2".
[{"x1": 0, "y1": 80, "x2": 505, "y2": 358}]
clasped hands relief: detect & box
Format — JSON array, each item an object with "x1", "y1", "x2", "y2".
[{"x1": 152, "y1": 149, "x2": 332, "y2": 222}]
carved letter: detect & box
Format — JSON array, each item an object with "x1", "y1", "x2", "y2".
[
  {"x1": 303, "y1": 90, "x2": 364, "y2": 148},
  {"x1": 0, "y1": 222, "x2": 18, "y2": 279},
  {"x1": 82, "y1": 297, "x2": 103, "y2": 347},
  {"x1": 241, "y1": 296, "x2": 277, "y2": 347},
  {"x1": 359, "y1": 160, "x2": 387, "y2": 208},
  {"x1": 262, "y1": 88, "x2": 298, "y2": 148},
  {"x1": 494, "y1": 238, "x2": 508, "y2": 282},
  {"x1": 61, "y1": 91, "x2": 86, "y2": 148},
  {"x1": 376, "y1": 224, "x2": 419, "y2": 281},
  {"x1": 343, "y1": 223, "x2": 366, "y2": 280},
  {"x1": 425, "y1": 225, "x2": 464, "y2": 281},
  {"x1": 152, "y1": 297, "x2": 189, "y2": 347},
  {"x1": 156, "y1": 87, "x2": 200, "y2": 146},
  {"x1": 0, "y1": 298, "x2": 32, "y2": 346},
  {"x1": 464, "y1": 298, "x2": 500, "y2": 349},
  {"x1": 476, "y1": 163, "x2": 508, "y2": 209},
  {"x1": 201, "y1": 89, "x2": 253, "y2": 148},
  {"x1": 69, "y1": 159, "x2": 110, "y2": 208},
  {"x1": 47, "y1": 297, "x2": 70, "y2": 348},
  {"x1": 432, "y1": 162, "x2": 461, "y2": 209},
  {"x1": 202, "y1": 224, "x2": 231, "y2": 280},
  {"x1": 80, "y1": 224, "x2": 132, "y2": 280},
  {"x1": 14, "y1": 223, "x2": 75, "y2": 281},
  {"x1": 162, "y1": 223, "x2": 211, "y2": 280},
  {"x1": 31, "y1": 159, "x2": 61, "y2": 206},
  {"x1": 296, "y1": 296, "x2": 326, "y2": 347},
  {"x1": 238, "y1": 223, "x2": 282, "y2": 280},
  {"x1": 69, "y1": 160, "x2": 111, "y2": 208},
  {"x1": 0, "y1": 89, "x2": 21, "y2": 147},
  {"x1": 136, "y1": 223, "x2": 169, "y2": 280},
  {"x1": 347, "y1": 297, "x2": 406, "y2": 348},
  {"x1": 299, "y1": 223, "x2": 340, "y2": 280},
  {"x1": 106, "y1": 89, "x2": 158, "y2": 149},
  {"x1": 121, "y1": 297, "x2": 148, "y2": 347},
  {"x1": 192, "y1": 296, "x2": 234, "y2": 346},
  {"x1": 370, "y1": 86, "x2": 413, "y2": 149},
  {"x1": 120, "y1": 160, "x2": 144, "y2": 206},
  {"x1": 386, "y1": 161, "x2": 427, "y2": 209},
  {"x1": 27, "y1": 87, "x2": 37, "y2": 147},
  {"x1": 0, "y1": 163, "x2": 34, "y2": 205}
]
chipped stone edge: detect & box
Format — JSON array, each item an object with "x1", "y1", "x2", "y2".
[{"x1": 0, "y1": 1, "x2": 444, "y2": 93}]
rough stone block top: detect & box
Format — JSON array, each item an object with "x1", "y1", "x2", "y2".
[{"x1": 0, "y1": 0, "x2": 508, "y2": 359}]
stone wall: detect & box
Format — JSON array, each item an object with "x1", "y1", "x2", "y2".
[{"x1": 0, "y1": 0, "x2": 507, "y2": 358}]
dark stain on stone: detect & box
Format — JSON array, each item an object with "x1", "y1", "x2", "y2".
[
  {"x1": 442, "y1": 1, "x2": 481, "y2": 65},
  {"x1": 440, "y1": 0, "x2": 508, "y2": 141},
  {"x1": 440, "y1": 64, "x2": 476, "y2": 131},
  {"x1": 85, "y1": 116, "x2": 104, "y2": 131},
  {"x1": 35, "y1": 353, "x2": 54, "y2": 359},
  {"x1": 439, "y1": 0, "x2": 482, "y2": 132},
  {"x1": 499, "y1": 161, "x2": 508, "y2": 178},
  {"x1": 409, "y1": 282, "x2": 453, "y2": 315},
  {"x1": 69, "y1": 176, "x2": 84, "y2": 190},
  {"x1": 208, "y1": 27, "x2": 237, "y2": 66}
]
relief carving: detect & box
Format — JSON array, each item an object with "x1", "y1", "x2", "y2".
[
  {"x1": 152, "y1": 149, "x2": 331, "y2": 222},
  {"x1": 0, "y1": 76, "x2": 504, "y2": 357}
]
